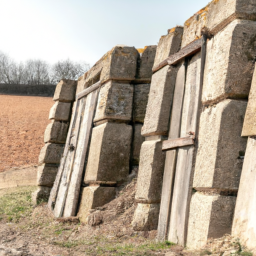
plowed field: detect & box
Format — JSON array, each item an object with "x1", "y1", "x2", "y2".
[{"x1": 0, "y1": 95, "x2": 53, "y2": 172}]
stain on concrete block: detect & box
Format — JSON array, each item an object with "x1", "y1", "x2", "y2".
[
  {"x1": 133, "y1": 84, "x2": 150, "y2": 123},
  {"x1": 94, "y1": 81, "x2": 134, "y2": 123},
  {"x1": 187, "y1": 192, "x2": 236, "y2": 249},
  {"x1": 53, "y1": 79, "x2": 77, "y2": 102},
  {"x1": 194, "y1": 99, "x2": 247, "y2": 190},
  {"x1": 84, "y1": 122, "x2": 132, "y2": 182},
  {"x1": 49, "y1": 101, "x2": 71, "y2": 121},
  {"x1": 37, "y1": 164, "x2": 58, "y2": 187},
  {"x1": 77, "y1": 186, "x2": 116, "y2": 223},
  {"x1": 32, "y1": 186, "x2": 52, "y2": 205},
  {"x1": 135, "y1": 140, "x2": 165, "y2": 203},
  {"x1": 132, "y1": 203, "x2": 160, "y2": 231},
  {"x1": 132, "y1": 124, "x2": 145, "y2": 165},
  {"x1": 44, "y1": 121, "x2": 69, "y2": 144},
  {"x1": 38, "y1": 143, "x2": 64, "y2": 165}
]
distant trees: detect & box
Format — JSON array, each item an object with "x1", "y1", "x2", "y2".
[{"x1": 0, "y1": 51, "x2": 90, "y2": 85}]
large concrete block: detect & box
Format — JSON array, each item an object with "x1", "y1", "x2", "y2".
[
  {"x1": 232, "y1": 137, "x2": 256, "y2": 251},
  {"x1": 32, "y1": 186, "x2": 52, "y2": 205},
  {"x1": 77, "y1": 186, "x2": 116, "y2": 223},
  {"x1": 132, "y1": 124, "x2": 145, "y2": 165},
  {"x1": 44, "y1": 121, "x2": 69, "y2": 144},
  {"x1": 49, "y1": 101, "x2": 71, "y2": 121},
  {"x1": 94, "y1": 81, "x2": 134, "y2": 123},
  {"x1": 133, "y1": 84, "x2": 150, "y2": 123},
  {"x1": 142, "y1": 65, "x2": 178, "y2": 136},
  {"x1": 37, "y1": 164, "x2": 58, "y2": 187},
  {"x1": 76, "y1": 72, "x2": 88, "y2": 94},
  {"x1": 202, "y1": 20, "x2": 256, "y2": 104},
  {"x1": 136, "y1": 45, "x2": 157, "y2": 80},
  {"x1": 84, "y1": 122, "x2": 132, "y2": 182},
  {"x1": 132, "y1": 203, "x2": 160, "y2": 231},
  {"x1": 187, "y1": 192, "x2": 236, "y2": 249},
  {"x1": 154, "y1": 27, "x2": 183, "y2": 67},
  {"x1": 193, "y1": 99, "x2": 247, "y2": 190},
  {"x1": 53, "y1": 79, "x2": 77, "y2": 102},
  {"x1": 135, "y1": 140, "x2": 165, "y2": 203},
  {"x1": 38, "y1": 143, "x2": 64, "y2": 165}
]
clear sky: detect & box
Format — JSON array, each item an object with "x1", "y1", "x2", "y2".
[{"x1": 0, "y1": 0, "x2": 210, "y2": 66}]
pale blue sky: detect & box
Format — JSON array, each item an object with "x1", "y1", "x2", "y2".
[{"x1": 0, "y1": 0, "x2": 210, "y2": 65}]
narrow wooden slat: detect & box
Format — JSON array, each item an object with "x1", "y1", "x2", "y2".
[
  {"x1": 63, "y1": 89, "x2": 99, "y2": 217},
  {"x1": 162, "y1": 136, "x2": 195, "y2": 151},
  {"x1": 48, "y1": 100, "x2": 79, "y2": 210},
  {"x1": 76, "y1": 80, "x2": 101, "y2": 100},
  {"x1": 157, "y1": 61, "x2": 187, "y2": 241},
  {"x1": 152, "y1": 38, "x2": 202, "y2": 73}
]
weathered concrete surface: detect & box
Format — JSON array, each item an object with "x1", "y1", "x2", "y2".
[
  {"x1": 32, "y1": 186, "x2": 52, "y2": 204},
  {"x1": 154, "y1": 27, "x2": 183, "y2": 67},
  {"x1": 142, "y1": 66, "x2": 178, "y2": 136},
  {"x1": 44, "y1": 121, "x2": 69, "y2": 144},
  {"x1": 242, "y1": 66, "x2": 256, "y2": 136},
  {"x1": 135, "y1": 140, "x2": 165, "y2": 203},
  {"x1": 38, "y1": 143, "x2": 64, "y2": 165},
  {"x1": 132, "y1": 124, "x2": 145, "y2": 165},
  {"x1": 133, "y1": 84, "x2": 150, "y2": 123},
  {"x1": 49, "y1": 101, "x2": 71, "y2": 121},
  {"x1": 94, "y1": 81, "x2": 134, "y2": 123},
  {"x1": 202, "y1": 20, "x2": 256, "y2": 104},
  {"x1": 187, "y1": 192, "x2": 236, "y2": 249},
  {"x1": 132, "y1": 203, "x2": 160, "y2": 231},
  {"x1": 232, "y1": 137, "x2": 256, "y2": 252},
  {"x1": 0, "y1": 166, "x2": 37, "y2": 189},
  {"x1": 37, "y1": 164, "x2": 58, "y2": 187},
  {"x1": 193, "y1": 100, "x2": 247, "y2": 190},
  {"x1": 77, "y1": 186, "x2": 116, "y2": 223},
  {"x1": 85, "y1": 46, "x2": 139, "y2": 87},
  {"x1": 84, "y1": 122, "x2": 132, "y2": 182},
  {"x1": 53, "y1": 79, "x2": 77, "y2": 102},
  {"x1": 76, "y1": 72, "x2": 88, "y2": 94},
  {"x1": 136, "y1": 46, "x2": 157, "y2": 80}
]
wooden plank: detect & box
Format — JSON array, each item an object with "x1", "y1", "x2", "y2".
[
  {"x1": 53, "y1": 97, "x2": 86, "y2": 217},
  {"x1": 157, "y1": 61, "x2": 187, "y2": 241},
  {"x1": 162, "y1": 136, "x2": 195, "y2": 151},
  {"x1": 152, "y1": 39, "x2": 202, "y2": 73},
  {"x1": 76, "y1": 80, "x2": 101, "y2": 100},
  {"x1": 63, "y1": 89, "x2": 99, "y2": 217},
  {"x1": 48, "y1": 100, "x2": 79, "y2": 210}
]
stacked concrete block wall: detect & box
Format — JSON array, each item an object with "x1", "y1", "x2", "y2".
[
  {"x1": 32, "y1": 80, "x2": 77, "y2": 203},
  {"x1": 77, "y1": 45, "x2": 156, "y2": 222},
  {"x1": 132, "y1": 27, "x2": 183, "y2": 231}
]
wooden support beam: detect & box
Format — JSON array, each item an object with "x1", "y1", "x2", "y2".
[
  {"x1": 162, "y1": 135, "x2": 195, "y2": 151},
  {"x1": 76, "y1": 80, "x2": 101, "y2": 100}
]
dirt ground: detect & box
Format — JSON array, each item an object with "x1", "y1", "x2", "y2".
[{"x1": 0, "y1": 95, "x2": 53, "y2": 172}]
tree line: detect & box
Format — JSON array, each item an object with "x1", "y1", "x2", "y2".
[{"x1": 0, "y1": 51, "x2": 90, "y2": 85}]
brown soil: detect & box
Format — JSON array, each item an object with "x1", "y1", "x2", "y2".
[{"x1": 0, "y1": 95, "x2": 53, "y2": 172}]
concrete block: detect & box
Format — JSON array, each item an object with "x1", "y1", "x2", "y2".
[
  {"x1": 232, "y1": 137, "x2": 256, "y2": 251},
  {"x1": 84, "y1": 122, "x2": 132, "y2": 182},
  {"x1": 135, "y1": 140, "x2": 165, "y2": 203},
  {"x1": 32, "y1": 186, "x2": 52, "y2": 205},
  {"x1": 38, "y1": 143, "x2": 64, "y2": 165},
  {"x1": 202, "y1": 20, "x2": 256, "y2": 104},
  {"x1": 133, "y1": 84, "x2": 150, "y2": 123},
  {"x1": 154, "y1": 27, "x2": 183, "y2": 67},
  {"x1": 49, "y1": 101, "x2": 71, "y2": 121},
  {"x1": 44, "y1": 121, "x2": 69, "y2": 144},
  {"x1": 132, "y1": 203, "x2": 160, "y2": 231},
  {"x1": 136, "y1": 45, "x2": 157, "y2": 80},
  {"x1": 37, "y1": 164, "x2": 58, "y2": 187},
  {"x1": 142, "y1": 65, "x2": 178, "y2": 136},
  {"x1": 76, "y1": 72, "x2": 88, "y2": 94},
  {"x1": 132, "y1": 124, "x2": 145, "y2": 165},
  {"x1": 94, "y1": 81, "x2": 134, "y2": 123},
  {"x1": 53, "y1": 79, "x2": 77, "y2": 102},
  {"x1": 187, "y1": 192, "x2": 236, "y2": 249},
  {"x1": 77, "y1": 186, "x2": 116, "y2": 223},
  {"x1": 193, "y1": 99, "x2": 247, "y2": 190}
]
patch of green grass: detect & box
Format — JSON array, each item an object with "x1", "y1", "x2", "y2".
[
  {"x1": 200, "y1": 249, "x2": 212, "y2": 255},
  {"x1": 0, "y1": 186, "x2": 36, "y2": 222}
]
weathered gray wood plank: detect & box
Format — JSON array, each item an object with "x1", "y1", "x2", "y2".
[
  {"x1": 162, "y1": 136, "x2": 195, "y2": 151},
  {"x1": 76, "y1": 81, "x2": 101, "y2": 100}
]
